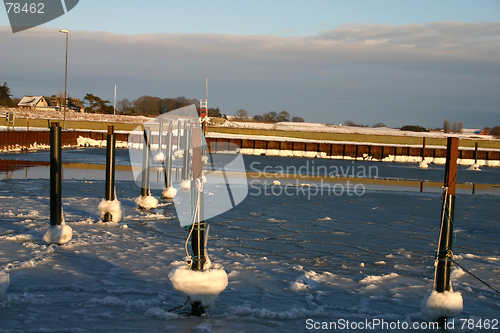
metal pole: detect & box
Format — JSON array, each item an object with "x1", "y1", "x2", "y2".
[
  {"x1": 164, "y1": 123, "x2": 173, "y2": 188},
  {"x1": 182, "y1": 124, "x2": 191, "y2": 181},
  {"x1": 50, "y1": 122, "x2": 62, "y2": 226},
  {"x1": 177, "y1": 120, "x2": 181, "y2": 153},
  {"x1": 158, "y1": 122, "x2": 163, "y2": 151},
  {"x1": 141, "y1": 129, "x2": 151, "y2": 197},
  {"x1": 59, "y1": 30, "x2": 69, "y2": 130},
  {"x1": 434, "y1": 137, "x2": 458, "y2": 294},
  {"x1": 104, "y1": 126, "x2": 116, "y2": 222},
  {"x1": 191, "y1": 124, "x2": 205, "y2": 271}
]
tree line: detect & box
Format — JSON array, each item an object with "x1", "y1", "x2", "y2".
[
  {"x1": 234, "y1": 109, "x2": 304, "y2": 122},
  {"x1": 83, "y1": 94, "x2": 222, "y2": 118}
]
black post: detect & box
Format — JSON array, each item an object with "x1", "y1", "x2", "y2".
[
  {"x1": 141, "y1": 129, "x2": 151, "y2": 197},
  {"x1": 434, "y1": 137, "x2": 458, "y2": 294},
  {"x1": 50, "y1": 122, "x2": 62, "y2": 226},
  {"x1": 104, "y1": 126, "x2": 116, "y2": 222},
  {"x1": 474, "y1": 142, "x2": 478, "y2": 164},
  {"x1": 422, "y1": 137, "x2": 426, "y2": 161}
]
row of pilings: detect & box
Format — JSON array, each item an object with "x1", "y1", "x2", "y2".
[{"x1": 2, "y1": 130, "x2": 500, "y2": 162}]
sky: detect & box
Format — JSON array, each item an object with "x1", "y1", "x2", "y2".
[{"x1": 1, "y1": 0, "x2": 500, "y2": 128}]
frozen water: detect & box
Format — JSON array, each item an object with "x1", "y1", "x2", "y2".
[
  {"x1": 0, "y1": 149, "x2": 499, "y2": 332},
  {"x1": 0, "y1": 272, "x2": 9, "y2": 299}
]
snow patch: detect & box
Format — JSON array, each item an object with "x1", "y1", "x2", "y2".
[
  {"x1": 43, "y1": 222, "x2": 73, "y2": 245},
  {"x1": 421, "y1": 290, "x2": 463, "y2": 321},
  {"x1": 467, "y1": 163, "x2": 481, "y2": 171},
  {"x1": 169, "y1": 266, "x2": 228, "y2": 308},
  {"x1": 180, "y1": 179, "x2": 191, "y2": 190},
  {"x1": 162, "y1": 187, "x2": 178, "y2": 199},
  {"x1": 135, "y1": 195, "x2": 158, "y2": 209},
  {"x1": 98, "y1": 198, "x2": 123, "y2": 223},
  {"x1": 359, "y1": 272, "x2": 399, "y2": 284},
  {"x1": 154, "y1": 152, "x2": 165, "y2": 163},
  {"x1": 419, "y1": 160, "x2": 428, "y2": 169}
]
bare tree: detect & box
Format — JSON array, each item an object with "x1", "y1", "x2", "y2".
[
  {"x1": 458, "y1": 121, "x2": 464, "y2": 133},
  {"x1": 292, "y1": 116, "x2": 304, "y2": 122},
  {"x1": 263, "y1": 111, "x2": 278, "y2": 122},
  {"x1": 490, "y1": 126, "x2": 500, "y2": 138},
  {"x1": 443, "y1": 119, "x2": 450, "y2": 133},
  {"x1": 452, "y1": 121, "x2": 458, "y2": 132},
  {"x1": 117, "y1": 98, "x2": 134, "y2": 114},
  {"x1": 344, "y1": 120, "x2": 356, "y2": 126},
  {"x1": 277, "y1": 110, "x2": 290, "y2": 122},
  {"x1": 373, "y1": 122, "x2": 387, "y2": 128},
  {"x1": 234, "y1": 109, "x2": 249, "y2": 118},
  {"x1": 253, "y1": 115, "x2": 264, "y2": 121}
]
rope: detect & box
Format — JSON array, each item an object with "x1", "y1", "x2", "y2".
[
  {"x1": 452, "y1": 260, "x2": 500, "y2": 295},
  {"x1": 183, "y1": 176, "x2": 206, "y2": 268},
  {"x1": 166, "y1": 296, "x2": 190, "y2": 312}
]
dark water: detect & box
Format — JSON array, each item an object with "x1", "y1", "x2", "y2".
[{"x1": 1, "y1": 148, "x2": 499, "y2": 185}]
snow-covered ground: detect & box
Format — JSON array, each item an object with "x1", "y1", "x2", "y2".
[
  {"x1": 1, "y1": 150, "x2": 499, "y2": 332},
  {"x1": 2, "y1": 107, "x2": 497, "y2": 143},
  {"x1": 0, "y1": 107, "x2": 151, "y2": 125},
  {"x1": 216, "y1": 120, "x2": 497, "y2": 142}
]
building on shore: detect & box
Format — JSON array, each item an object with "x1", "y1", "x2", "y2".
[{"x1": 18, "y1": 95, "x2": 85, "y2": 113}]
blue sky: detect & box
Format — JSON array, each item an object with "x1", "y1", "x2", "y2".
[
  {"x1": 4, "y1": 0, "x2": 499, "y2": 36},
  {"x1": 1, "y1": 1, "x2": 499, "y2": 128}
]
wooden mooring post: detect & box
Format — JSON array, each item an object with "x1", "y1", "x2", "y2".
[{"x1": 434, "y1": 137, "x2": 458, "y2": 293}]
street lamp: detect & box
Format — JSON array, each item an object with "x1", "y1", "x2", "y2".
[{"x1": 60, "y1": 29, "x2": 68, "y2": 129}]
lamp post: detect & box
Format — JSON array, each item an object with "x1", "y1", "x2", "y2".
[{"x1": 59, "y1": 29, "x2": 68, "y2": 130}]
